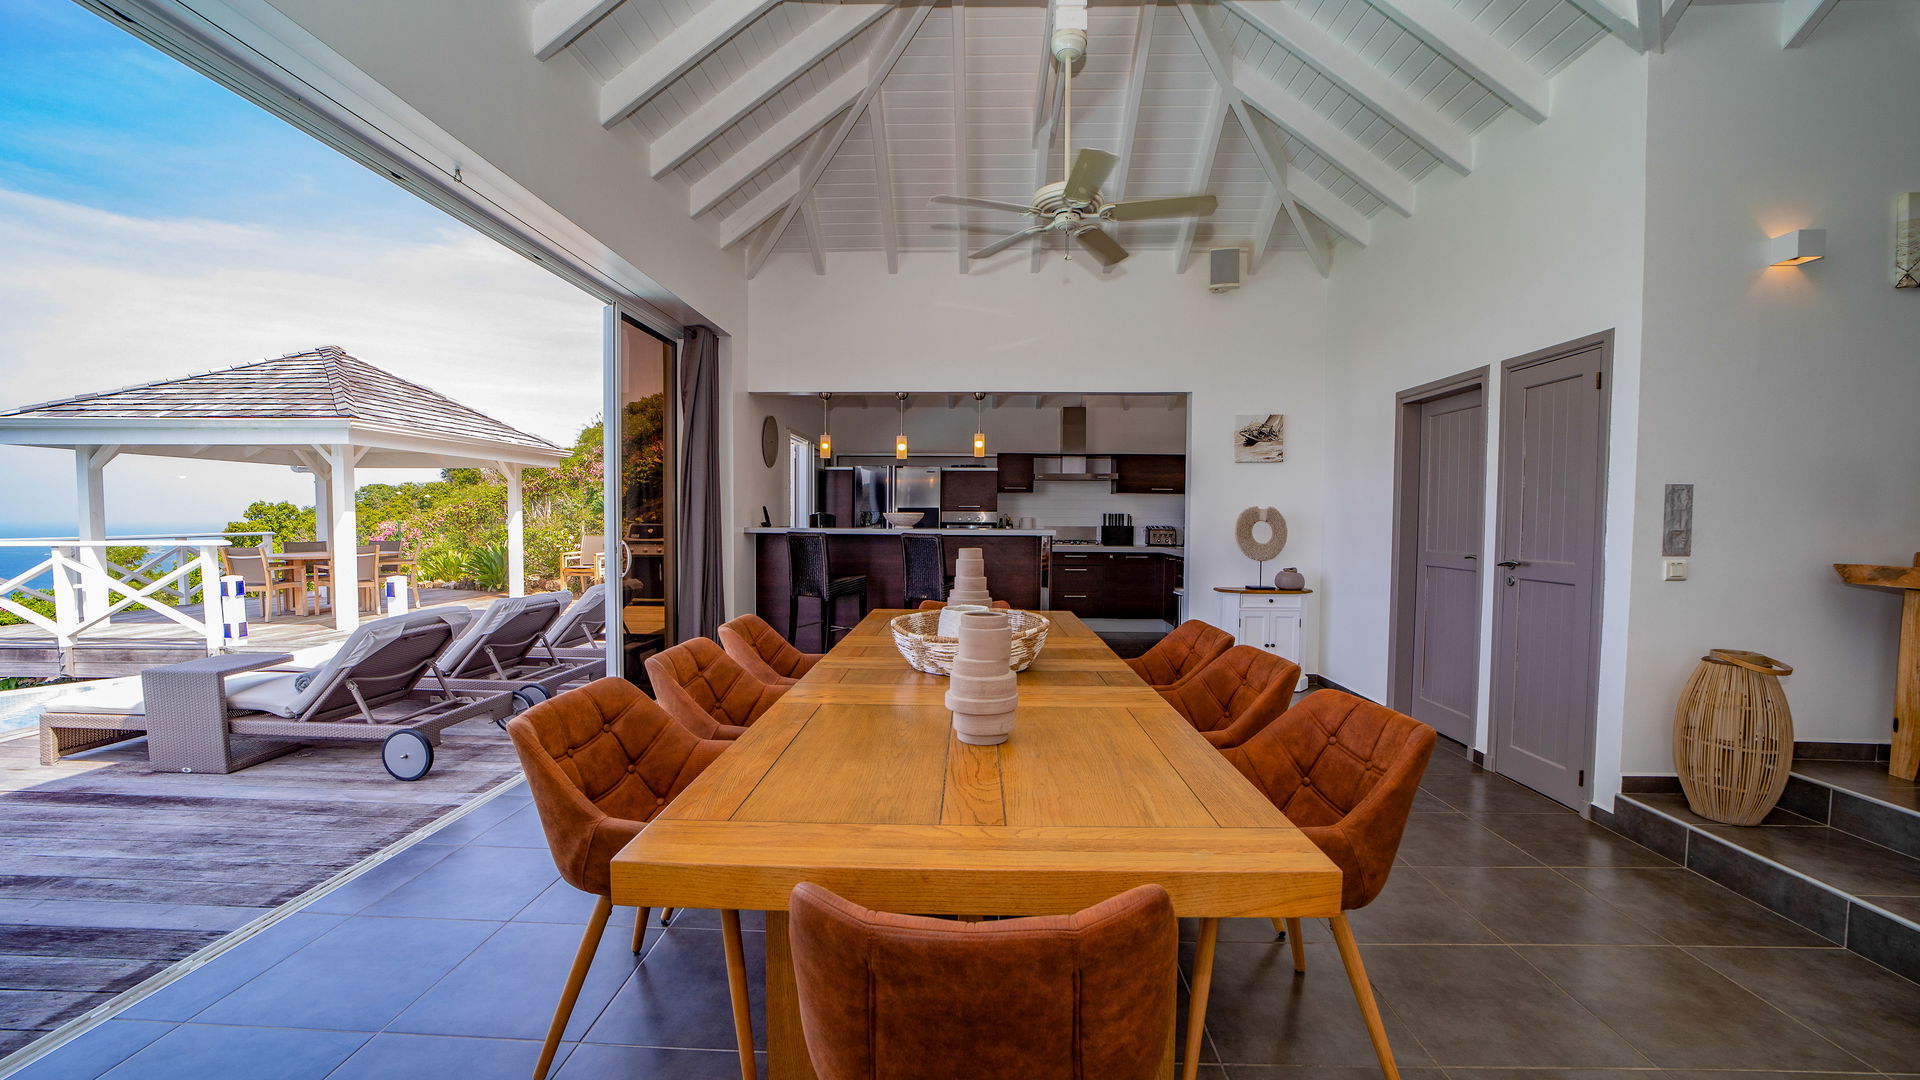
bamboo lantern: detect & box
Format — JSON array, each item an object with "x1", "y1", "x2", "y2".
[{"x1": 1673, "y1": 649, "x2": 1795, "y2": 825}]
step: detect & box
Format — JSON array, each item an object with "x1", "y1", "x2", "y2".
[{"x1": 1607, "y1": 783, "x2": 1920, "y2": 982}]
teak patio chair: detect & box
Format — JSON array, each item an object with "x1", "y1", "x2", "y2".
[{"x1": 220, "y1": 546, "x2": 305, "y2": 623}]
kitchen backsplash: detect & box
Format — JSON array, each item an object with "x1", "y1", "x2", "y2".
[{"x1": 998, "y1": 482, "x2": 1185, "y2": 531}]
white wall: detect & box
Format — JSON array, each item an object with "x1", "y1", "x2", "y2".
[
  {"x1": 1622, "y1": 0, "x2": 1920, "y2": 768},
  {"x1": 1321, "y1": 39, "x2": 1650, "y2": 803},
  {"x1": 746, "y1": 253, "x2": 1327, "y2": 629}
]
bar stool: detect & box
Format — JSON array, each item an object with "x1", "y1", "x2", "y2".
[
  {"x1": 901, "y1": 533, "x2": 947, "y2": 609},
  {"x1": 788, "y1": 532, "x2": 869, "y2": 651}
]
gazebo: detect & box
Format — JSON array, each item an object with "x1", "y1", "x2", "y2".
[{"x1": 0, "y1": 346, "x2": 566, "y2": 631}]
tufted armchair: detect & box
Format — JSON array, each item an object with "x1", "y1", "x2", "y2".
[
  {"x1": 1159, "y1": 645, "x2": 1303, "y2": 749},
  {"x1": 789, "y1": 882, "x2": 1176, "y2": 1080},
  {"x1": 719, "y1": 613, "x2": 822, "y2": 687},
  {"x1": 506, "y1": 678, "x2": 749, "y2": 1080},
  {"x1": 645, "y1": 636, "x2": 787, "y2": 739},
  {"x1": 1125, "y1": 620, "x2": 1233, "y2": 691}
]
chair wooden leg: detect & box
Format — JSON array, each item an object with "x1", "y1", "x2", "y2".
[
  {"x1": 721, "y1": 909, "x2": 758, "y2": 1080},
  {"x1": 1287, "y1": 918, "x2": 1306, "y2": 972},
  {"x1": 535, "y1": 894, "x2": 612, "y2": 1080},
  {"x1": 660, "y1": 907, "x2": 676, "y2": 926},
  {"x1": 1182, "y1": 917, "x2": 1219, "y2": 1080},
  {"x1": 632, "y1": 906, "x2": 651, "y2": 953},
  {"x1": 1329, "y1": 913, "x2": 1399, "y2": 1080}
]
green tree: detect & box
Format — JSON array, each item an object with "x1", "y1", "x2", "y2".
[{"x1": 224, "y1": 501, "x2": 316, "y2": 552}]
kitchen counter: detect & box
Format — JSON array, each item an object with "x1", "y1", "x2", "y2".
[
  {"x1": 1054, "y1": 544, "x2": 1184, "y2": 556},
  {"x1": 747, "y1": 527, "x2": 1056, "y2": 536}
]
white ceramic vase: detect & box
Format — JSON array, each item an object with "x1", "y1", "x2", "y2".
[
  {"x1": 935, "y1": 604, "x2": 989, "y2": 638},
  {"x1": 947, "y1": 547, "x2": 993, "y2": 606},
  {"x1": 945, "y1": 610, "x2": 1017, "y2": 745}
]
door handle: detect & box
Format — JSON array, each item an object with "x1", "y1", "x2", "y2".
[
  {"x1": 1496, "y1": 559, "x2": 1525, "y2": 568},
  {"x1": 1463, "y1": 553, "x2": 1477, "y2": 560}
]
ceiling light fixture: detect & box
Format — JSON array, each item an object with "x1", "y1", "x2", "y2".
[
  {"x1": 1765, "y1": 228, "x2": 1825, "y2": 267},
  {"x1": 972, "y1": 393, "x2": 987, "y2": 457},
  {"x1": 818, "y1": 392, "x2": 832, "y2": 460},
  {"x1": 896, "y1": 392, "x2": 910, "y2": 459}
]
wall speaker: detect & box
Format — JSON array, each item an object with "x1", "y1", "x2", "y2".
[{"x1": 1208, "y1": 247, "x2": 1242, "y2": 294}]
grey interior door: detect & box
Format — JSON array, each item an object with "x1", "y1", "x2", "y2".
[
  {"x1": 1409, "y1": 387, "x2": 1486, "y2": 745},
  {"x1": 1491, "y1": 339, "x2": 1609, "y2": 808}
]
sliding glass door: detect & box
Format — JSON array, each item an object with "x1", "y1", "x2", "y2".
[{"x1": 603, "y1": 308, "x2": 676, "y2": 682}]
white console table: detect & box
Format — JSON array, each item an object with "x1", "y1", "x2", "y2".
[{"x1": 1214, "y1": 587, "x2": 1312, "y2": 691}]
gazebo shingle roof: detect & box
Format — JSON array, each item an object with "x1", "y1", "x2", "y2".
[{"x1": 0, "y1": 345, "x2": 559, "y2": 452}]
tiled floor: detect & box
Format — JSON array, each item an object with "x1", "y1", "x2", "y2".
[{"x1": 14, "y1": 738, "x2": 1920, "y2": 1079}]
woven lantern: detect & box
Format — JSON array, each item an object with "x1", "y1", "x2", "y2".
[{"x1": 1672, "y1": 649, "x2": 1794, "y2": 826}]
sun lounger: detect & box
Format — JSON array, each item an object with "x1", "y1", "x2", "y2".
[
  {"x1": 437, "y1": 591, "x2": 605, "y2": 706},
  {"x1": 544, "y1": 584, "x2": 608, "y2": 659}
]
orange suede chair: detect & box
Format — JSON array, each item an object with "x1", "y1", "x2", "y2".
[
  {"x1": 1215, "y1": 690, "x2": 1435, "y2": 1080},
  {"x1": 644, "y1": 636, "x2": 786, "y2": 739},
  {"x1": 789, "y1": 882, "x2": 1176, "y2": 1080},
  {"x1": 1125, "y1": 619, "x2": 1232, "y2": 691},
  {"x1": 506, "y1": 678, "x2": 752, "y2": 1080},
  {"x1": 1159, "y1": 645, "x2": 1303, "y2": 748},
  {"x1": 915, "y1": 599, "x2": 1011, "y2": 610},
  {"x1": 719, "y1": 613, "x2": 821, "y2": 687}
]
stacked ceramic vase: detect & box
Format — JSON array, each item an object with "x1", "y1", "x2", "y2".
[
  {"x1": 946, "y1": 547, "x2": 992, "y2": 606},
  {"x1": 945, "y1": 610, "x2": 1018, "y2": 745}
]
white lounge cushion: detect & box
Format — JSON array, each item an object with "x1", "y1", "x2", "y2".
[
  {"x1": 47, "y1": 671, "x2": 289, "y2": 717},
  {"x1": 237, "y1": 607, "x2": 475, "y2": 719},
  {"x1": 548, "y1": 584, "x2": 607, "y2": 648}
]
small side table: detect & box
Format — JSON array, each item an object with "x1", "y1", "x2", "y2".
[{"x1": 1214, "y1": 586, "x2": 1313, "y2": 691}]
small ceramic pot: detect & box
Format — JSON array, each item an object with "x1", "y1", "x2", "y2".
[
  {"x1": 948, "y1": 549, "x2": 993, "y2": 605},
  {"x1": 946, "y1": 610, "x2": 1017, "y2": 745},
  {"x1": 935, "y1": 604, "x2": 989, "y2": 638},
  {"x1": 1273, "y1": 567, "x2": 1306, "y2": 591}
]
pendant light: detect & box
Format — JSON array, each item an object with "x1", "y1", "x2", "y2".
[
  {"x1": 972, "y1": 393, "x2": 987, "y2": 457},
  {"x1": 817, "y1": 392, "x2": 832, "y2": 460},
  {"x1": 895, "y1": 392, "x2": 910, "y2": 459}
]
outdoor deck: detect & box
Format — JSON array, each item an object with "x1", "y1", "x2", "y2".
[{"x1": 0, "y1": 589, "x2": 502, "y2": 679}]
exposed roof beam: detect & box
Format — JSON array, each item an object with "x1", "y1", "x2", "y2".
[
  {"x1": 1635, "y1": 0, "x2": 1663, "y2": 51},
  {"x1": 1657, "y1": 0, "x2": 1694, "y2": 49},
  {"x1": 718, "y1": 170, "x2": 802, "y2": 248},
  {"x1": 1781, "y1": 0, "x2": 1839, "y2": 47},
  {"x1": 1173, "y1": 88, "x2": 1228, "y2": 273},
  {"x1": 1224, "y1": 0, "x2": 1473, "y2": 174},
  {"x1": 1238, "y1": 107, "x2": 1329, "y2": 276},
  {"x1": 531, "y1": 0, "x2": 622, "y2": 61},
  {"x1": 648, "y1": 4, "x2": 890, "y2": 177},
  {"x1": 868, "y1": 96, "x2": 901, "y2": 274},
  {"x1": 749, "y1": 2, "x2": 936, "y2": 279},
  {"x1": 798, "y1": 192, "x2": 828, "y2": 274},
  {"x1": 1560, "y1": 0, "x2": 1646, "y2": 52},
  {"x1": 1285, "y1": 167, "x2": 1370, "y2": 247},
  {"x1": 1107, "y1": 1, "x2": 1158, "y2": 201},
  {"x1": 1362, "y1": 0, "x2": 1549, "y2": 123},
  {"x1": 688, "y1": 64, "x2": 868, "y2": 217},
  {"x1": 599, "y1": 0, "x2": 782, "y2": 127},
  {"x1": 1029, "y1": 26, "x2": 1058, "y2": 140},
  {"x1": 951, "y1": 0, "x2": 971, "y2": 273},
  {"x1": 1250, "y1": 187, "x2": 1284, "y2": 271}
]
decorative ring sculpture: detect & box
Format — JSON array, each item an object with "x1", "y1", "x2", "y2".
[{"x1": 1235, "y1": 507, "x2": 1288, "y2": 562}]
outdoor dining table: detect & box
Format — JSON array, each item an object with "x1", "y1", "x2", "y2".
[
  {"x1": 265, "y1": 550, "x2": 335, "y2": 614},
  {"x1": 610, "y1": 609, "x2": 1346, "y2": 1080}
]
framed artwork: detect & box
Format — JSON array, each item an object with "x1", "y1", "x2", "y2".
[{"x1": 1235, "y1": 414, "x2": 1286, "y2": 463}]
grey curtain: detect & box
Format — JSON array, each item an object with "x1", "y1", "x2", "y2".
[{"x1": 675, "y1": 325, "x2": 724, "y2": 641}]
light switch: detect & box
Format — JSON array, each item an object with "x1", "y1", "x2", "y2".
[{"x1": 1663, "y1": 559, "x2": 1689, "y2": 581}]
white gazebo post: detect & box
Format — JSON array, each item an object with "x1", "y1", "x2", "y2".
[
  {"x1": 311, "y1": 463, "x2": 332, "y2": 543},
  {"x1": 326, "y1": 444, "x2": 360, "y2": 630},
  {"x1": 72, "y1": 445, "x2": 118, "y2": 623},
  {"x1": 500, "y1": 462, "x2": 526, "y2": 597}
]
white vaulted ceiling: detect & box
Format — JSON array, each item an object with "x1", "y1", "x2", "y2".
[{"x1": 529, "y1": 0, "x2": 1648, "y2": 276}]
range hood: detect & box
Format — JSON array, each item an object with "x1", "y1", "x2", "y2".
[{"x1": 1033, "y1": 405, "x2": 1117, "y2": 481}]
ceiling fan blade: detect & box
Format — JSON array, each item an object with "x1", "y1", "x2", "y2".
[
  {"x1": 1105, "y1": 194, "x2": 1219, "y2": 221},
  {"x1": 1073, "y1": 227, "x2": 1129, "y2": 267},
  {"x1": 929, "y1": 195, "x2": 1038, "y2": 215},
  {"x1": 970, "y1": 226, "x2": 1048, "y2": 259},
  {"x1": 1062, "y1": 149, "x2": 1118, "y2": 205}
]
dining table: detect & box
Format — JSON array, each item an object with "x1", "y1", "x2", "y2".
[
  {"x1": 264, "y1": 550, "x2": 334, "y2": 614},
  {"x1": 610, "y1": 609, "x2": 1349, "y2": 1080}
]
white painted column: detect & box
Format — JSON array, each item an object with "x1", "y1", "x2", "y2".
[
  {"x1": 311, "y1": 467, "x2": 332, "y2": 543},
  {"x1": 502, "y1": 463, "x2": 525, "y2": 598},
  {"x1": 73, "y1": 446, "x2": 118, "y2": 624},
  {"x1": 327, "y1": 445, "x2": 359, "y2": 631}
]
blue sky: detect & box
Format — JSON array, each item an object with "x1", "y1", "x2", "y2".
[{"x1": 0, "y1": 0, "x2": 601, "y2": 535}]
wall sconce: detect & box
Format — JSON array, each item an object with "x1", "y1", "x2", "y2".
[
  {"x1": 972, "y1": 393, "x2": 987, "y2": 457},
  {"x1": 895, "y1": 392, "x2": 909, "y2": 459},
  {"x1": 1895, "y1": 193, "x2": 1918, "y2": 289},
  {"x1": 817, "y1": 392, "x2": 832, "y2": 460},
  {"x1": 1764, "y1": 228, "x2": 1825, "y2": 267}
]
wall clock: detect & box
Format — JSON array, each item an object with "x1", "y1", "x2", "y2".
[{"x1": 761, "y1": 415, "x2": 780, "y2": 468}]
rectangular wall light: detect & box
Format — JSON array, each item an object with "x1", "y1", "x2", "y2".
[{"x1": 1765, "y1": 228, "x2": 1825, "y2": 267}]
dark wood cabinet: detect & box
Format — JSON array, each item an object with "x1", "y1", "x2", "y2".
[
  {"x1": 1049, "y1": 552, "x2": 1105, "y2": 617},
  {"x1": 1047, "y1": 551, "x2": 1182, "y2": 619},
  {"x1": 1113, "y1": 454, "x2": 1185, "y2": 494},
  {"x1": 940, "y1": 469, "x2": 998, "y2": 512},
  {"x1": 995, "y1": 453, "x2": 1035, "y2": 493}
]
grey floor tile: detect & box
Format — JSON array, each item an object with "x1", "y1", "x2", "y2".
[
  {"x1": 1421, "y1": 774, "x2": 1568, "y2": 815},
  {"x1": 302, "y1": 842, "x2": 456, "y2": 915},
  {"x1": 416, "y1": 795, "x2": 530, "y2": 845},
  {"x1": 1516, "y1": 945, "x2": 1867, "y2": 1070},
  {"x1": 1685, "y1": 945, "x2": 1920, "y2": 1072},
  {"x1": 327, "y1": 1032, "x2": 568, "y2": 1080},
  {"x1": 193, "y1": 915, "x2": 496, "y2": 1032},
  {"x1": 580, "y1": 928, "x2": 767, "y2": 1051},
  {"x1": 1393, "y1": 814, "x2": 1542, "y2": 868},
  {"x1": 656, "y1": 907, "x2": 767, "y2": 932},
  {"x1": 1636, "y1": 793, "x2": 1824, "y2": 828},
  {"x1": 1443, "y1": 1070, "x2": 1661, "y2": 1080},
  {"x1": 1661, "y1": 1071, "x2": 1882, "y2": 1080},
  {"x1": 1187, "y1": 940, "x2": 1431, "y2": 1068},
  {"x1": 386, "y1": 919, "x2": 654, "y2": 1042},
  {"x1": 119, "y1": 913, "x2": 347, "y2": 1022},
  {"x1": 1232, "y1": 1069, "x2": 1441, "y2": 1080},
  {"x1": 512, "y1": 879, "x2": 637, "y2": 928},
  {"x1": 8, "y1": 1020, "x2": 174, "y2": 1080},
  {"x1": 1792, "y1": 761, "x2": 1920, "y2": 812},
  {"x1": 1359, "y1": 944, "x2": 1648, "y2": 1067},
  {"x1": 466, "y1": 804, "x2": 551, "y2": 849},
  {"x1": 553, "y1": 1044, "x2": 762, "y2": 1080},
  {"x1": 1474, "y1": 813, "x2": 1676, "y2": 868},
  {"x1": 1342, "y1": 870, "x2": 1500, "y2": 945},
  {"x1": 1550, "y1": 867, "x2": 1833, "y2": 948},
  {"x1": 1421, "y1": 868, "x2": 1666, "y2": 945},
  {"x1": 359, "y1": 844, "x2": 559, "y2": 921},
  {"x1": 1697, "y1": 824, "x2": 1920, "y2": 897},
  {"x1": 98, "y1": 1023, "x2": 368, "y2": 1080}
]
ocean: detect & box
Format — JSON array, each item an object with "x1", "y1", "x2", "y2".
[{"x1": 0, "y1": 523, "x2": 215, "y2": 589}]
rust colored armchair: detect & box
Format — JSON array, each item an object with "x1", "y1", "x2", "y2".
[
  {"x1": 644, "y1": 636, "x2": 787, "y2": 740},
  {"x1": 506, "y1": 678, "x2": 751, "y2": 1080},
  {"x1": 1125, "y1": 619, "x2": 1232, "y2": 691},
  {"x1": 789, "y1": 882, "x2": 1176, "y2": 1080},
  {"x1": 1160, "y1": 645, "x2": 1303, "y2": 749},
  {"x1": 1216, "y1": 690, "x2": 1435, "y2": 1080},
  {"x1": 719, "y1": 613, "x2": 822, "y2": 687}
]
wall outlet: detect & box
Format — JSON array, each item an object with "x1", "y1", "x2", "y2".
[{"x1": 1663, "y1": 558, "x2": 1689, "y2": 581}]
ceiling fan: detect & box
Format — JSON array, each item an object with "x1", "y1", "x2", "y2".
[{"x1": 928, "y1": 15, "x2": 1218, "y2": 267}]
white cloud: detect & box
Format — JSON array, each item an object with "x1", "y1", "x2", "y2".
[{"x1": 0, "y1": 188, "x2": 602, "y2": 532}]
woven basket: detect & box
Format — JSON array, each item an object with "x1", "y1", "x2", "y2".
[
  {"x1": 890, "y1": 609, "x2": 1050, "y2": 676},
  {"x1": 1673, "y1": 649, "x2": 1794, "y2": 826}
]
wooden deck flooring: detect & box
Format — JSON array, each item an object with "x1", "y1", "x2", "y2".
[{"x1": 0, "y1": 715, "x2": 525, "y2": 1054}]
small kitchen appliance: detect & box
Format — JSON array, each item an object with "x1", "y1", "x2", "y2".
[{"x1": 1145, "y1": 525, "x2": 1180, "y2": 547}]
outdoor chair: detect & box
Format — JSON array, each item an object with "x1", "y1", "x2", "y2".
[
  {"x1": 1215, "y1": 690, "x2": 1435, "y2": 1080},
  {"x1": 220, "y1": 546, "x2": 304, "y2": 623},
  {"x1": 789, "y1": 882, "x2": 1176, "y2": 1080},
  {"x1": 435, "y1": 591, "x2": 604, "y2": 706},
  {"x1": 1126, "y1": 619, "x2": 1233, "y2": 692},
  {"x1": 544, "y1": 583, "x2": 608, "y2": 660},
  {"x1": 505, "y1": 678, "x2": 744, "y2": 1080},
  {"x1": 718, "y1": 612, "x2": 820, "y2": 687},
  {"x1": 644, "y1": 636, "x2": 786, "y2": 739},
  {"x1": 372, "y1": 539, "x2": 422, "y2": 607},
  {"x1": 36, "y1": 607, "x2": 513, "y2": 778},
  {"x1": 1160, "y1": 644, "x2": 1303, "y2": 749},
  {"x1": 560, "y1": 534, "x2": 605, "y2": 591}
]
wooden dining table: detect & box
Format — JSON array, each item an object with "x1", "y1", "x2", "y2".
[{"x1": 611, "y1": 609, "x2": 1347, "y2": 1080}]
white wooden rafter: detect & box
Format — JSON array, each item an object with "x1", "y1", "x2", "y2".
[
  {"x1": 688, "y1": 64, "x2": 869, "y2": 217},
  {"x1": 869, "y1": 94, "x2": 901, "y2": 273},
  {"x1": 1098, "y1": 0, "x2": 1159, "y2": 276},
  {"x1": 1028, "y1": 78, "x2": 1056, "y2": 272},
  {"x1": 951, "y1": 0, "x2": 971, "y2": 272},
  {"x1": 1173, "y1": 87, "x2": 1229, "y2": 273},
  {"x1": 1560, "y1": 0, "x2": 1647, "y2": 52},
  {"x1": 1361, "y1": 0, "x2": 1550, "y2": 123},
  {"x1": 1658, "y1": 0, "x2": 1694, "y2": 49},
  {"x1": 1240, "y1": 109, "x2": 1329, "y2": 276},
  {"x1": 719, "y1": 169, "x2": 803, "y2": 248},
  {"x1": 1781, "y1": 0, "x2": 1840, "y2": 47},
  {"x1": 1284, "y1": 165, "x2": 1370, "y2": 247},
  {"x1": 531, "y1": 0, "x2": 623, "y2": 61},
  {"x1": 799, "y1": 191, "x2": 828, "y2": 274},
  {"x1": 599, "y1": 0, "x2": 783, "y2": 127}
]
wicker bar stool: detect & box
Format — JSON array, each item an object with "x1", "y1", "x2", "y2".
[
  {"x1": 787, "y1": 532, "x2": 868, "y2": 651},
  {"x1": 901, "y1": 533, "x2": 947, "y2": 609}
]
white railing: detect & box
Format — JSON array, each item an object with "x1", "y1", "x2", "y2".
[{"x1": 0, "y1": 533, "x2": 274, "y2": 656}]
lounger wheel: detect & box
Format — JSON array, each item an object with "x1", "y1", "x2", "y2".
[{"x1": 382, "y1": 728, "x2": 434, "y2": 781}]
